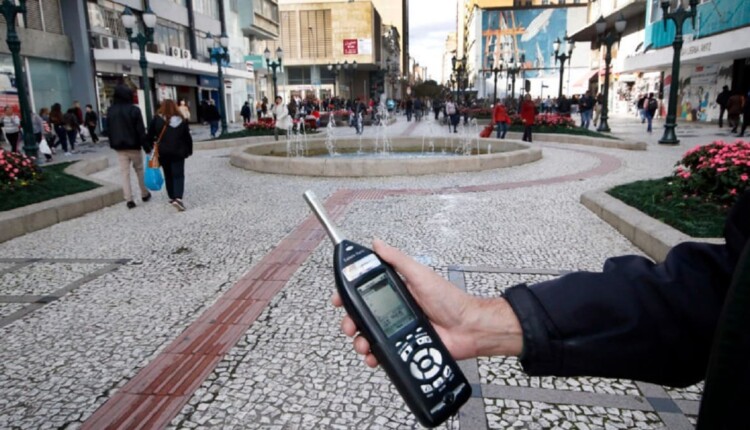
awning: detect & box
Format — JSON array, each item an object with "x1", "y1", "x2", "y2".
[
  {"x1": 570, "y1": 69, "x2": 598, "y2": 93},
  {"x1": 569, "y1": 1, "x2": 647, "y2": 43}
]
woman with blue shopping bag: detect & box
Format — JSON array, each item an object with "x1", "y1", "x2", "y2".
[{"x1": 147, "y1": 99, "x2": 193, "y2": 212}]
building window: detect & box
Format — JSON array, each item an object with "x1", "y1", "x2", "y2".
[
  {"x1": 300, "y1": 10, "x2": 332, "y2": 59},
  {"x1": 154, "y1": 19, "x2": 189, "y2": 51},
  {"x1": 280, "y1": 11, "x2": 299, "y2": 59},
  {"x1": 87, "y1": 1, "x2": 128, "y2": 39},
  {"x1": 194, "y1": 0, "x2": 220, "y2": 19},
  {"x1": 287, "y1": 67, "x2": 311, "y2": 85}
]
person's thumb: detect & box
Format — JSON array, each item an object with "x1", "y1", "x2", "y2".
[{"x1": 372, "y1": 239, "x2": 432, "y2": 286}]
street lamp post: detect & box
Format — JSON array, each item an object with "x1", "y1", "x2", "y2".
[
  {"x1": 658, "y1": 0, "x2": 698, "y2": 145},
  {"x1": 0, "y1": 0, "x2": 36, "y2": 159},
  {"x1": 451, "y1": 55, "x2": 467, "y2": 103},
  {"x1": 206, "y1": 33, "x2": 229, "y2": 137},
  {"x1": 486, "y1": 55, "x2": 503, "y2": 104},
  {"x1": 121, "y1": 5, "x2": 157, "y2": 123},
  {"x1": 553, "y1": 36, "x2": 575, "y2": 100},
  {"x1": 264, "y1": 47, "x2": 284, "y2": 100},
  {"x1": 326, "y1": 63, "x2": 338, "y2": 96},
  {"x1": 595, "y1": 14, "x2": 627, "y2": 133},
  {"x1": 506, "y1": 57, "x2": 523, "y2": 101}
]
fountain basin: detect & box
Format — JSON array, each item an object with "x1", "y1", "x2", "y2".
[{"x1": 230, "y1": 137, "x2": 542, "y2": 177}]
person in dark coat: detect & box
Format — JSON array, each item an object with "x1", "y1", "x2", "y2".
[
  {"x1": 645, "y1": 93, "x2": 658, "y2": 133},
  {"x1": 334, "y1": 189, "x2": 750, "y2": 430},
  {"x1": 107, "y1": 84, "x2": 152, "y2": 209},
  {"x1": 739, "y1": 90, "x2": 750, "y2": 137},
  {"x1": 147, "y1": 99, "x2": 193, "y2": 211},
  {"x1": 84, "y1": 104, "x2": 99, "y2": 144},
  {"x1": 557, "y1": 95, "x2": 571, "y2": 117},
  {"x1": 241, "y1": 101, "x2": 251, "y2": 124},
  {"x1": 716, "y1": 85, "x2": 731, "y2": 128},
  {"x1": 63, "y1": 108, "x2": 79, "y2": 152},
  {"x1": 203, "y1": 100, "x2": 221, "y2": 138}
]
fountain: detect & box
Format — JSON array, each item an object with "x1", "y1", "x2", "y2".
[{"x1": 228, "y1": 101, "x2": 541, "y2": 177}]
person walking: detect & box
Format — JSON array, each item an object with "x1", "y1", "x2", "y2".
[
  {"x1": 738, "y1": 90, "x2": 750, "y2": 138},
  {"x1": 579, "y1": 91, "x2": 594, "y2": 129},
  {"x1": 645, "y1": 93, "x2": 658, "y2": 133},
  {"x1": 1, "y1": 106, "x2": 20, "y2": 152},
  {"x1": 63, "y1": 108, "x2": 79, "y2": 153},
  {"x1": 727, "y1": 91, "x2": 743, "y2": 134},
  {"x1": 520, "y1": 94, "x2": 536, "y2": 142},
  {"x1": 593, "y1": 93, "x2": 603, "y2": 128},
  {"x1": 272, "y1": 96, "x2": 291, "y2": 141},
  {"x1": 405, "y1": 97, "x2": 413, "y2": 122},
  {"x1": 178, "y1": 100, "x2": 191, "y2": 122},
  {"x1": 716, "y1": 85, "x2": 731, "y2": 128},
  {"x1": 203, "y1": 100, "x2": 221, "y2": 138},
  {"x1": 84, "y1": 104, "x2": 100, "y2": 144},
  {"x1": 445, "y1": 97, "x2": 459, "y2": 133},
  {"x1": 636, "y1": 94, "x2": 647, "y2": 123},
  {"x1": 30, "y1": 110, "x2": 51, "y2": 161},
  {"x1": 492, "y1": 101, "x2": 510, "y2": 139},
  {"x1": 39, "y1": 107, "x2": 56, "y2": 153},
  {"x1": 72, "y1": 101, "x2": 85, "y2": 143},
  {"x1": 557, "y1": 95, "x2": 571, "y2": 117},
  {"x1": 106, "y1": 84, "x2": 153, "y2": 209},
  {"x1": 49, "y1": 103, "x2": 69, "y2": 155},
  {"x1": 433, "y1": 98, "x2": 442, "y2": 120},
  {"x1": 147, "y1": 99, "x2": 193, "y2": 212},
  {"x1": 241, "y1": 101, "x2": 251, "y2": 125}
]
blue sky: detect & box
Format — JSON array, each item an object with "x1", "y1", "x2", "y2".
[{"x1": 409, "y1": 0, "x2": 457, "y2": 81}]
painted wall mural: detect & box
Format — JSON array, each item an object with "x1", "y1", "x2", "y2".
[{"x1": 481, "y1": 8, "x2": 568, "y2": 79}]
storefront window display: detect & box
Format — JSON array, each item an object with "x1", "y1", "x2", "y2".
[
  {"x1": 28, "y1": 58, "x2": 72, "y2": 114},
  {"x1": 0, "y1": 54, "x2": 19, "y2": 113}
]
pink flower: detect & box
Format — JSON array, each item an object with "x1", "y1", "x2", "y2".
[
  {"x1": 717, "y1": 167, "x2": 728, "y2": 172},
  {"x1": 730, "y1": 189, "x2": 737, "y2": 195},
  {"x1": 741, "y1": 174, "x2": 749, "y2": 182}
]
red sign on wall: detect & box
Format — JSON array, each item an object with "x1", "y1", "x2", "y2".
[{"x1": 343, "y1": 39, "x2": 358, "y2": 55}]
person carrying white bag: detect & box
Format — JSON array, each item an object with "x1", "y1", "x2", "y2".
[{"x1": 32, "y1": 110, "x2": 52, "y2": 161}]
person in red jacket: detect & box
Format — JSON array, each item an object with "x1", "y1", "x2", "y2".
[
  {"x1": 520, "y1": 94, "x2": 536, "y2": 142},
  {"x1": 492, "y1": 101, "x2": 511, "y2": 139}
]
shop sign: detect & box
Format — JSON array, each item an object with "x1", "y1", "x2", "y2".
[
  {"x1": 343, "y1": 39, "x2": 358, "y2": 55},
  {"x1": 199, "y1": 75, "x2": 220, "y2": 88},
  {"x1": 155, "y1": 71, "x2": 196, "y2": 87},
  {"x1": 691, "y1": 64, "x2": 718, "y2": 85},
  {"x1": 358, "y1": 38, "x2": 372, "y2": 55}
]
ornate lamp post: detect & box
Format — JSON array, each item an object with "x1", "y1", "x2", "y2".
[
  {"x1": 206, "y1": 33, "x2": 229, "y2": 137},
  {"x1": 553, "y1": 36, "x2": 575, "y2": 100},
  {"x1": 0, "y1": 0, "x2": 36, "y2": 159},
  {"x1": 121, "y1": 5, "x2": 157, "y2": 123},
  {"x1": 264, "y1": 46, "x2": 284, "y2": 100},
  {"x1": 658, "y1": 0, "x2": 698, "y2": 145},
  {"x1": 595, "y1": 13, "x2": 627, "y2": 133},
  {"x1": 506, "y1": 56, "x2": 523, "y2": 101},
  {"x1": 326, "y1": 63, "x2": 339, "y2": 96},
  {"x1": 486, "y1": 55, "x2": 503, "y2": 104},
  {"x1": 451, "y1": 55, "x2": 467, "y2": 103},
  {"x1": 344, "y1": 61, "x2": 357, "y2": 100}
]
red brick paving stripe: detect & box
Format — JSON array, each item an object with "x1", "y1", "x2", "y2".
[{"x1": 82, "y1": 149, "x2": 620, "y2": 429}]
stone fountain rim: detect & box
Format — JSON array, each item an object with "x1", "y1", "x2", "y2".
[{"x1": 230, "y1": 137, "x2": 543, "y2": 177}]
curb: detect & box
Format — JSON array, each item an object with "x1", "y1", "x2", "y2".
[
  {"x1": 581, "y1": 189, "x2": 724, "y2": 262},
  {"x1": 0, "y1": 157, "x2": 121, "y2": 244}
]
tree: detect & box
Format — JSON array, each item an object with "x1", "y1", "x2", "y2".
[{"x1": 413, "y1": 80, "x2": 443, "y2": 99}]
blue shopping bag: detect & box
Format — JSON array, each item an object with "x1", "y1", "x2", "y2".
[{"x1": 144, "y1": 155, "x2": 164, "y2": 191}]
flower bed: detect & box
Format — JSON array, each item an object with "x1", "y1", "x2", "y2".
[
  {"x1": 674, "y1": 140, "x2": 750, "y2": 204},
  {"x1": 510, "y1": 114, "x2": 576, "y2": 128},
  {"x1": 0, "y1": 161, "x2": 100, "y2": 212},
  {"x1": 0, "y1": 150, "x2": 41, "y2": 192}
]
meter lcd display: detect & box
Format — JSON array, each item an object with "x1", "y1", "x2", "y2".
[{"x1": 358, "y1": 273, "x2": 416, "y2": 337}]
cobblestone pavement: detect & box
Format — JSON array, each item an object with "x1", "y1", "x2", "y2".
[{"x1": 0, "y1": 113, "x2": 727, "y2": 429}]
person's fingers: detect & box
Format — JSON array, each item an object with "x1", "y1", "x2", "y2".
[
  {"x1": 353, "y1": 335, "x2": 370, "y2": 355},
  {"x1": 332, "y1": 291, "x2": 342, "y2": 308},
  {"x1": 341, "y1": 315, "x2": 358, "y2": 337},
  {"x1": 364, "y1": 354, "x2": 379, "y2": 368},
  {"x1": 372, "y1": 239, "x2": 433, "y2": 284}
]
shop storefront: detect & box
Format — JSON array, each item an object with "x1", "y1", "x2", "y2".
[
  {"x1": 155, "y1": 71, "x2": 199, "y2": 122},
  {"x1": 95, "y1": 73, "x2": 145, "y2": 132}
]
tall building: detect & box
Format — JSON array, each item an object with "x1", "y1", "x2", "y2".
[
  {"x1": 441, "y1": 32, "x2": 457, "y2": 85},
  {"x1": 0, "y1": 1, "x2": 86, "y2": 114},
  {"x1": 371, "y1": 0, "x2": 409, "y2": 75},
  {"x1": 277, "y1": 0, "x2": 389, "y2": 101},
  {"x1": 623, "y1": 0, "x2": 749, "y2": 123},
  {"x1": 239, "y1": 0, "x2": 281, "y2": 104},
  {"x1": 85, "y1": 0, "x2": 255, "y2": 126}
]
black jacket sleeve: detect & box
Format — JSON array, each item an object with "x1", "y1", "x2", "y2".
[
  {"x1": 131, "y1": 106, "x2": 150, "y2": 153},
  {"x1": 503, "y1": 191, "x2": 750, "y2": 388}
]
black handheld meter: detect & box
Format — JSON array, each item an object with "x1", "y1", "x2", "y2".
[{"x1": 303, "y1": 191, "x2": 471, "y2": 428}]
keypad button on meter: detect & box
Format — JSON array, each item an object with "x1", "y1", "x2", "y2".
[
  {"x1": 400, "y1": 345, "x2": 413, "y2": 362},
  {"x1": 410, "y1": 362, "x2": 425, "y2": 380},
  {"x1": 416, "y1": 336, "x2": 432, "y2": 346},
  {"x1": 413, "y1": 349, "x2": 429, "y2": 362},
  {"x1": 432, "y1": 377, "x2": 446, "y2": 389},
  {"x1": 419, "y1": 358, "x2": 433, "y2": 370},
  {"x1": 421, "y1": 384, "x2": 433, "y2": 394},
  {"x1": 443, "y1": 366, "x2": 452, "y2": 378},
  {"x1": 428, "y1": 348, "x2": 443, "y2": 366},
  {"x1": 416, "y1": 327, "x2": 424, "y2": 333},
  {"x1": 424, "y1": 365, "x2": 441, "y2": 380}
]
